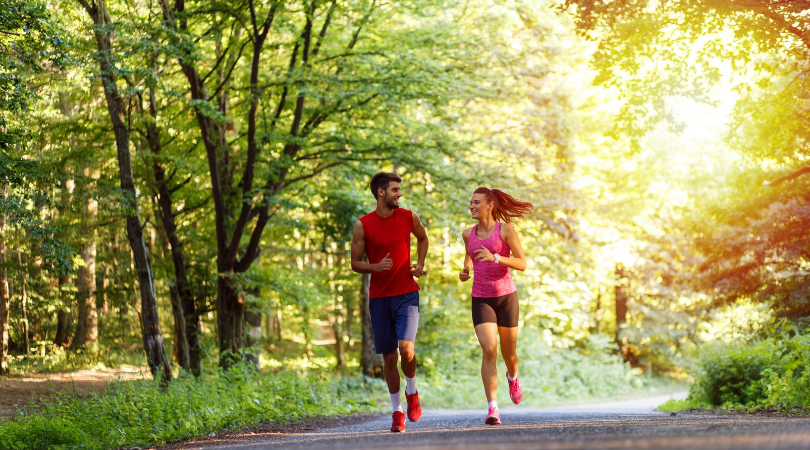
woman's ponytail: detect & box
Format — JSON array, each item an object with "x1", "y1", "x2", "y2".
[{"x1": 474, "y1": 187, "x2": 533, "y2": 223}]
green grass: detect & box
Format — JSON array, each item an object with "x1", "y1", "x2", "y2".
[
  {"x1": 657, "y1": 398, "x2": 705, "y2": 413},
  {"x1": 0, "y1": 365, "x2": 381, "y2": 450}
]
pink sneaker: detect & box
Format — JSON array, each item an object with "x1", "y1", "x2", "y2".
[
  {"x1": 485, "y1": 405, "x2": 501, "y2": 425},
  {"x1": 507, "y1": 371, "x2": 523, "y2": 404}
]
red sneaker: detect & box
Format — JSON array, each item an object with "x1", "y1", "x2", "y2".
[
  {"x1": 390, "y1": 410, "x2": 406, "y2": 432},
  {"x1": 507, "y1": 371, "x2": 523, "y2": 404},
  {"x1": 485, "y1": 405, "x2": 501, "y2": 425},
  {"x1": 406, "y1": 391, "x2": 422, "y2": 422}
]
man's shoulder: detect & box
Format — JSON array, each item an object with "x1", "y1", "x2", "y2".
[{"x1": 358, "y1": 211, "x2": 376, "y2": 223}]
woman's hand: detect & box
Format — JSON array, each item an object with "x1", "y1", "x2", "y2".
[
  {"x1": 459, "y1": 266, "x2": 471, "y2": 282},
  {"x1": 473, "y1": 246, "x2": 495, "y2": 262}
]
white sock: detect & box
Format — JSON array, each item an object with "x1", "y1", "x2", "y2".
[
  {"x1": 507, "y1": 370, "x2": 517, "y2": 382},
  {"x1": 488, "y1": 400, "x2": 498, "y2": 409},
  {"x1": 391, "y1": 392, "x2": 403, "y2": 412},
  {"x1": 405, "y1": 376, "x2": 417, "y2": 395}
]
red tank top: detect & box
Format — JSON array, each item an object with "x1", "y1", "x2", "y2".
[{"x1": 359, "y1": 208, "x2": 420, "y2": 299}]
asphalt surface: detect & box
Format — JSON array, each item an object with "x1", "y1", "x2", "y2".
[{"x1": 194, "y1": 394, "x2": 810, "y2": 450}]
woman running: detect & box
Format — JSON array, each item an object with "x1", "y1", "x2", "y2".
[{"x1": 459, "y1": 187, "x2": 532, "y2": 425}]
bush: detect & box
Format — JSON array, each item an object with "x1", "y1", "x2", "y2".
[
  {"x1": 765, "y1": 331, "x2": 810, "y2": 407},
  {"x1": 679, "y1": 324, "x2": 810, "y2": 411},
  {"x1": 689, "y1": 341, "x2": 771, "y2": 407},
  {"x1": 0, "y1": 365, "x2": 379, "y2": 450}
]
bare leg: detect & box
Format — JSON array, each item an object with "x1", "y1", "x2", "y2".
[
  {"x1": 475, "y1": 322, "x2": 499, "y2": 402},
  {"x1": 383, "y1": 350, "x2": 400, "y2": 394},
  {"x1": 398, "y1": 340, "x2": 416, "y2": 378},
  {"x1": 499, "y1": 326, "x2": 518, "y2": 378}
]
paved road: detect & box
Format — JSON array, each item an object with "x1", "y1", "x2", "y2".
[{"x1": 195, "y1": 395, "x2": 810, "y2": 450}]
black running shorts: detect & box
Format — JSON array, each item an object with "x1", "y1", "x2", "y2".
[{"x1": 471, "y1": 291, "x2": 519, "y2": 327}]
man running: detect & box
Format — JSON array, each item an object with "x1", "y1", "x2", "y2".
[{"x1": 351, "y1": 172, "x2": 429, "y2": 433}]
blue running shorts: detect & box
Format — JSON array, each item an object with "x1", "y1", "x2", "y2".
[{"x1": 369, "y1": 290, "x2": 420, "y2": 354}]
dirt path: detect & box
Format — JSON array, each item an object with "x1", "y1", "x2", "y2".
[{"x1": 0, "y1": 367, "x2": 150, "y2": 418}]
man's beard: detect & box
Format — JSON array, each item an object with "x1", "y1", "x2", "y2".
[{"x1": 384, "y1": 193, "x2": 400, "y2": 209}]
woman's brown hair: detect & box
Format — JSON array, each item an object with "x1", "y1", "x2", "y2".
[{"x1": 474, "y1": 187, "x2": 533, "y2": 223}]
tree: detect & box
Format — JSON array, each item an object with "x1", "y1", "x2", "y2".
[
  {"x1": 154, "y1": 0, "x2": 485, "y2": 366},
  {"x1": 75, "y1": 0, "x2": 173, "y2": 382}
]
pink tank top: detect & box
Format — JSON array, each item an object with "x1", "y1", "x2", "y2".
[{"x1": 467, "y1": 222, "x2": 517, "y2": 297}]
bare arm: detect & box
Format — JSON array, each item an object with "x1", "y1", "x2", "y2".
[
  {"x1": 499, "y1": 223, "x2": 527, "y2": 271},
  {"x1": 350, "y1": 220, "x2": 391, "y2": 274},
  {"x1": 410, "y1": 211, "x2": 429, "y2": 277},
  {"x1": 471, "y1": 223, "x2": 527, "y2": 271},
  {"x1": 459, "y1": 228, "x2": 472, "y2": 282}
]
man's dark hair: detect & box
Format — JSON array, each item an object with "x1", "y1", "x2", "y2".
[{"x1": 369, "y1": 172, "x2": 402, "y2": 199}]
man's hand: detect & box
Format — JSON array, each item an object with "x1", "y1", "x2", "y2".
[
  {"x1": 459, "y1": 266, "x2": 471, "y2": 282},
  {"x1": 473, "y1": 246, "x2": 495, "y2": 262},
  {"x1": 410, "y1": 263, "x2": 425, "y2": 278},
  {"x1": 375, "y1": 253, "x2": 393, "y2": 272}
]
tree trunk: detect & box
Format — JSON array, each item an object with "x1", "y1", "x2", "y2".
[
  {"x1": 16, "y1": 249, "x2": 29, "y2": 355},
  {"x1": 78, "y1": 0, "x2": 172, "y2": 382},
  {"x1": 217, "y1": 276, "x2": 245, "y2": 367},
  {"x1": 0, "y1": 185, "x2": 10, "y2": 375},
  {"x1": 614, "y1": 264, "x2": 638, "y2": 365},
  {"x1": 332, "y1": 252, "x2": 346, "y2": 368},
  {"x1": 55, "y1": 308, "x2": 71, "y2": 348},
  {"x1": 333, "y1": 317, "x2": 345, "y2": 368},
  {"x1": 264, "y1": 307, "x2": 277, "y2": 343},
  {"x1": 168, "y1": 285, "x2": 190, "y2": 370},
  {"x1": 72, "y1": 166, "x2": 98, "y2": 348},
  {"x1": 271, "y1": 310, "x2": 282, "y2": 341},
  {"x1": 153, "y1": 200, "x2": 191, "y2": 373},
  {"x1": 143, "y1": 85, "x2": 201, "y2": 376},
  {"x1": 614, "y1": 264, "x2": 627, "y2": 345},
  {"x1": 360, "y1": 258, "x2": 382, "y2": 378},
  {"x1": 244, "y1": 288, "x2": 262, "y2": 369}
]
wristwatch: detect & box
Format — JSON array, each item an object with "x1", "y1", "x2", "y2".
[{"x1": 493, "y1": 253, "x2": 501, "y2": 264}]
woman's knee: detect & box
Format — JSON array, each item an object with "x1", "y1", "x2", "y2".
[{"x1": 481, "y1": 345, "x2": 498, "y2": 361}]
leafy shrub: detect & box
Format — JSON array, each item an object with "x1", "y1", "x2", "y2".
[
  {"x1": 679, "y1": 324, "x2": 810, "y2": 411},
  {"x1": 688, "y1": 341, "x2": 771, "y2": 407},
  {"x1": 764, "y1": 331, "x2": 810, "y2": 407}
]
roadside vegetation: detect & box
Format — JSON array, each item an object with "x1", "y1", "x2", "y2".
[
  {"x1": 0, "y1": 365, "x2": 379, "y2": 450},
  {"x1": 661, "y1": 321, "x2": 810, "y2": 414}
]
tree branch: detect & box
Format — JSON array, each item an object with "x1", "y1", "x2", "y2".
[
  {"x1": 281, "y1": 160, "x2": 344, "y2": 188},
  {"x1": 764, "y1": 165, "x2": 810, "y2": 186},
  {"x1": 206, "y1": 37, "x2": 251, "y2": 101},
  {"x1": 311, "y1": 0, "x2": 337, "y2": 59},
  {"x1": 169, "y1": 175, "x2": 194, "y2": 193},
  {"x1": 173, "y1": 197, "x2": 212, "y2": 218},
  {"x1": 224, "y1": 0, "x2": 280, "y2": 266}
]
